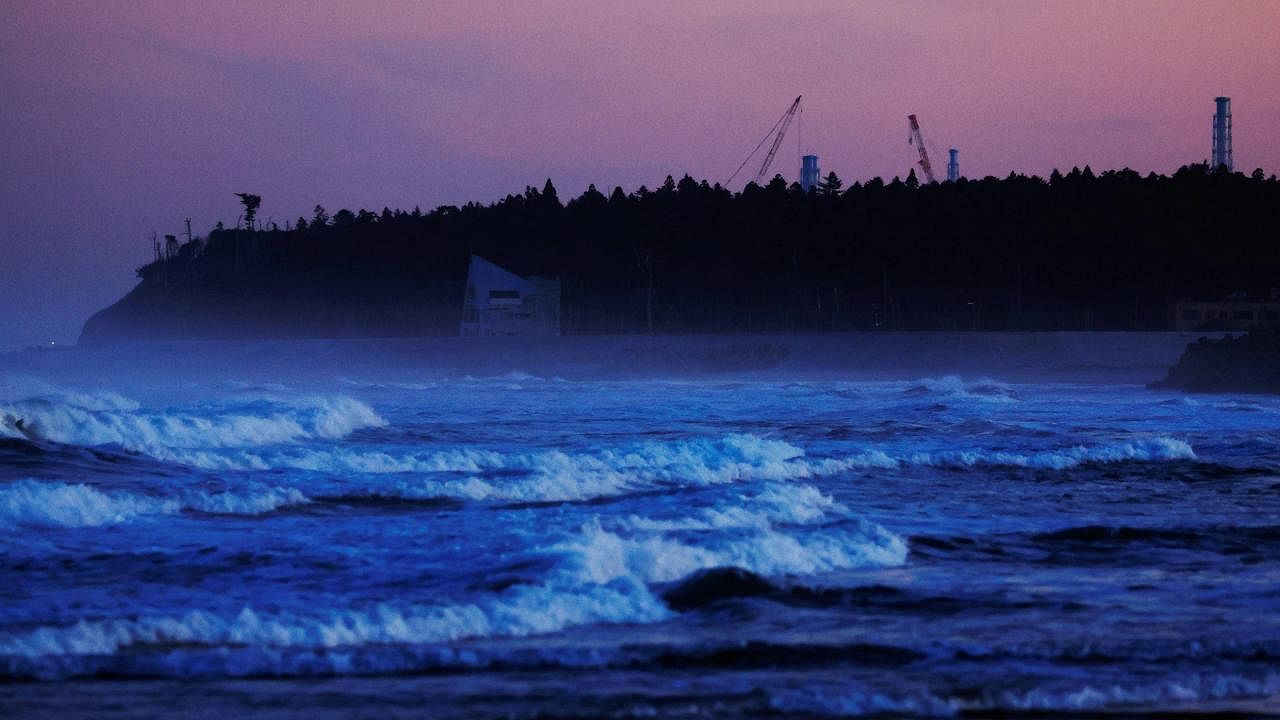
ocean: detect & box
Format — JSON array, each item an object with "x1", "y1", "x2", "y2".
[{"x1": 1, "y1": 335, "x2": 1277, "y2": 718}]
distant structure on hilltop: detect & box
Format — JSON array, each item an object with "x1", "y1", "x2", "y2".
[
  {"x1": 947, "y1": 148, "x2": 959, "y2": 182},
  {"x1": 1173, "y1": 292, "x2": 1280, "y2": 332},
  {"x1": 906, "y1": 114, "x2": 937, "y2": 184},
  {"x1": 1212, "y1": 96, "x2": 1233, "y2": 171},
  {"x1": 460, "y1": 255, "x2": 561, "y2": 337},
  {"x1": 800, "y1": 155, "x2": 820, "y2": 191}
]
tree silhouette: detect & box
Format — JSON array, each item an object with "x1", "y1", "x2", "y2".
[
  {"x1": 541, "y1": 178, "x2": 560, "y2": 208},
  {"x1": 819, "y1": 171, "x2": 843, "y2": 197},
  {"x1": 110, "y1": 166, "x2": 1280, "y2": 342},
  {"x1": 235, "y1": 193, "x2": 262, "y2": 230}
]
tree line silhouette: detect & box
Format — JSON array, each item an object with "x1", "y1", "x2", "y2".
[{"x1": 81, "y1": 163, "x2": 1280, "y2": 342}]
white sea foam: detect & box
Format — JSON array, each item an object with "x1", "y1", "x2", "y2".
[
  {"x1": 169, "y1": 434, "x2": 844, "y2": 502},
  {"x1": 0, "y1": 479, "x2": 309, "y2": 528},
  {"x1": 0, "y1": 582, "x2": 666, "y2": 660},
  {"x1": 138, "y1": 433, "x2": 1194, "y2": 508},
  {"x1": 0, "y1": 390, "x2": 385, "y2": 455},
  {"x1": 904, "y1": 437, "x2": 1196, "y2": 470},
  {"x1": 180, "y1": 485, "x2": 309, "y2": 515},
  {"x1": 626, "y1": 482, "x2": 843, "y2": 532},
  {"x1": 555, "y1": 514, "x2": 907, "y2": 586},
  {"x1": 0, "y1": 556, "x2": 662, "y2": 658},
  {"x1": 764, "y1": 438, "x2": 1196, "y2": 474},
  {"x1": 0, "y1": 479, "x2": 176, "y2": 528},
  {"x1": 901, "y1": 376, "x2": 1022, "y2": 402},
  {"x1": 0, "y1": 497, "x2": 905, "y2": 658}
]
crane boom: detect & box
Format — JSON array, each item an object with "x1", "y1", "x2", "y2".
[
  {"x1": 755, "y1": 96, "x2": 802, "y2": 184},
  {"x1": 727, "y1": 96, "x2": 803, "y2": 187},
  {"x1": 907, "y1": 114, "x2": 937, "y2": 184}
]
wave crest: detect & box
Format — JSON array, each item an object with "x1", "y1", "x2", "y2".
[
  {"x1": 175, "y1": 434, "x2": 844, "y2": 502},
  {"x1": 0, "y1": 479, "x2": 309, "y2": 528},
  {"x1": 0, "y1": 390, "x2": 385, "y2": 455}
]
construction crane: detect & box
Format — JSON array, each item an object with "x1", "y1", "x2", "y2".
[
  {"x1": 906, "y1": 114, "x2": 937, "y2": 184},
  {"x1": 728, "y1": 95, "x2": 803, "y2": 187}
]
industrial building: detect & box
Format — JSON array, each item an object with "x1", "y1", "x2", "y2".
[
  {"x1": 1173, "y1": 297, "x2": 1280, "y2": 332},
  {"x1": 460, "y1": 255, "x2": 561, "y2": 337}
]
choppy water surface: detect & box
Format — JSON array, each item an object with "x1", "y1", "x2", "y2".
[{"x1": 2, "y1": 368, "x2": 1279, "y2": 717}]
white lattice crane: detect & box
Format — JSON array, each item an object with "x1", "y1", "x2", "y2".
[{"x1": 728, "y1": 96, "x2": 803, "y2": 187}]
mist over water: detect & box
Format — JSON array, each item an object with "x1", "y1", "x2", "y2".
[{"x1": 1, "y1": 335, "x2": 1278, "y2": 718}]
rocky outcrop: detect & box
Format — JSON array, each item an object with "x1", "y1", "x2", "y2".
[{"x1": 1150, "y1": 330, "x2": 1280, "y2": 394}]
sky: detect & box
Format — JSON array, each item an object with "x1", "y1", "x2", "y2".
[{"x1": 2, "y1": 1, "x2": 1279, "y2": 350}]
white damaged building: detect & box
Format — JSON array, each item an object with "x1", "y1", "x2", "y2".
[{"x1": 460, "y1": 255, "x2": 561, "y2": 337}]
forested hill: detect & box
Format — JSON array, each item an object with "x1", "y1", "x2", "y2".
[{"x1": 80, "y1": 164, "x2": 1280, "y2": 343}]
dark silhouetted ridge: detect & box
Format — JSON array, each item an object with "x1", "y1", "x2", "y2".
[{"x1": 80, "y1": 165, "x2": 1280, "y2": 344}]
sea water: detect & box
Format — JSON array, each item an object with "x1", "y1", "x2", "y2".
[{"x1": 1, "y1": 342, "x2": 1278, "y2": 717}]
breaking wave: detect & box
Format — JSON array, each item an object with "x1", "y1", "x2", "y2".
[
  {"x1": 625, "y1": 482, "x2": 844, "y2": 531},
  {"x1": 0, "y1": 388, "x2": 385, "y2": 457},
  {"x1": 127, "y1": 432, "x2": 1200, "y2": 506},
  {"x1": 827, "y1": 436, "x2": 1197, "y2": 471},
  {"x1": 169, "y1": 434, "x2": 851, "y2": 502},
  {"x1": 0, "y1": 588, "x2": 665, "y2": 665},
  {"x1": 0, "y1": 479, "x2": 308, "y2": 528},
  {"x1": 0, "y1": 493, "x2": 906, "y2": 675},
  {"x1": 557, "y1": 515, "x2": 906, "y2": 586},
  {"x1": 900, "y1": 376, "x2": 1022, "y2": 402},
  {"x1": 0, "y1": 479, "x2": 173, "y2": 528},
  {"x1": 904, "y1": 436, "x2": 1197, "y2": 469}
]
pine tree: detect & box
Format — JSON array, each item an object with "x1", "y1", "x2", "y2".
[{"x1": 819, "y1": 171, "x2": 843, "y2": 197}]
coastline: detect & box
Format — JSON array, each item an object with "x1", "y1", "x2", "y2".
[{"x1": 3, "y1": 331, "x2": 1206, "y2": 386}]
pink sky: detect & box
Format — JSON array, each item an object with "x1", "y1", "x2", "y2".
[{"x1": 2, "y1": 1, "x2": 1278, "y2": 347}]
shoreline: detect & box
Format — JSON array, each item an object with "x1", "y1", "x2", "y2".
[{"x1": 2, "y1": 331, "x2": 1210, "y2": 386}]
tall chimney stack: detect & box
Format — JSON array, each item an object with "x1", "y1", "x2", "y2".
[{"x1": 1212, "y1": 96, "x2": 1233, "y2": 171}]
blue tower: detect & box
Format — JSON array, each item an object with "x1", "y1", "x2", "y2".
[
  {"x1": 1212, "y1": 96, "x2": 1232, "y2": 171},
  {"x1": 946, "y1": 148, "x2": 959, "y2": 182},
  {"x1": 800, "y1": 155, "x2": 820, "y2": 191}
]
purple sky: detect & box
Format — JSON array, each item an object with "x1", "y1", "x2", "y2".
[{"x1": 3, "y1": 1, "x2": 1278, "y2": 349}]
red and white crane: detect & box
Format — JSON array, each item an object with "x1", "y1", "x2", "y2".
[{"x1": 907, "y1": 114, "x2": 937, "y2": 184}]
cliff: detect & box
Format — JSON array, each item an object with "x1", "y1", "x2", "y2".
[
  {"x1": 1150, "y1": 331, "x2": 1280, "y2": 394},
  {"x1": 80, "y1": 228, "x2": 469, "y2": 344}
]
